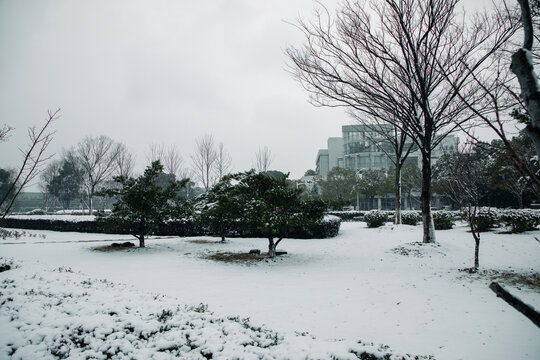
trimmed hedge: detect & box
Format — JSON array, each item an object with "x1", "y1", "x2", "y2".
[
  {"x1": 432, "y1": 211, "x2": 454, "y2": 230},
  {"x1": 327, "y1": 211, "x2": 365, "y2": 222},
  {"x1": 401, "y1": 211, "x2": 421, "y2": 225},
  {"x1": 363, "y1": 210, "x2": 389, "y2": 228},
  {"x1": 0, "y1": 215, "x2": 341, "y2": 239},
  {"x1": 499, "y1": 209, "x2": 540, "y2": 233}
]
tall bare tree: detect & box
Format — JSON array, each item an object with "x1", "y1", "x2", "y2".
[
  {"x1": 286, "y1": 0, "x2": 516, "y2": 243},
  {"x1": 254, "y1": 146, "x2": 273, "y2": 173},
  {"x1": 76, "y1": 135, "x2": 121, "y2": 214},
  {"x1": 114, "y1": 143, "x2": 136, "y2": 179},
  {"x1": 147, "y1": 143, "x2": 187, "y2": 180},
  {"x1": 214, "y1": 142, "x2": 232, "y2": 181},
  {"x1": 191, "y1": 134, "x2": 218, "y2": 191},
  {"x1": 0, "y1": 109, "x2": 59, "y2": 220}
]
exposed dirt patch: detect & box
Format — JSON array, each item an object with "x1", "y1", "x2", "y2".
[
  {"x1": 92, "y1": 242, "x2": 137, "y2": 252},
  {"x1": 187, "y1": 239, "x2": 225, "y2": 244},
  {"x1": 459, "y1": 269, "x2": 540, "y2": 292},
  {"x1": 203, "y1": 251, "x2": 270, "y2": 263}
]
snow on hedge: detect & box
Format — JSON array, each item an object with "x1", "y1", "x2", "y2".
[
  {"x1": 0, "y1": 260, "x2": 430, "y2": 360},
  {"x1": 7, "y1": 214, "x2": 96, "y2": 222}
]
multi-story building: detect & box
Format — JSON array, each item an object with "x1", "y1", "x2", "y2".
[{"x1": 316, "y1": 124, "x2": 459, "y2": 177}]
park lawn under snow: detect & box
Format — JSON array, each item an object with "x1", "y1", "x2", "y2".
[{"x1": 1, "y1": 222, "x2": 539, "y2": 359}]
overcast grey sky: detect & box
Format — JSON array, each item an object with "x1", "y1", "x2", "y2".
[{"x1": 0, "y1": 0, "x2": 502, "y2": 185}]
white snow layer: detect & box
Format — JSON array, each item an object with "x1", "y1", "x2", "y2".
[{"x1": 1, "y1": 221, "x2": 539, "y2": 359}]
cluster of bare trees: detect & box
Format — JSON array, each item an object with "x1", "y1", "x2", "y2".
[
  {"x1": 287, "y1": 0, "x2": 522, "y2": 243},
  {"x1": 190, "y1": 134, "x2": 232, "y2": 191},
  {"x1": 253, "y1": 146, "x2": 273, "y2": 173},
  {"x1": 40, "y1": 135, "x2": 134, "y2": 214}
]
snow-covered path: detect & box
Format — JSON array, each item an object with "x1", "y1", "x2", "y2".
[{"x1": 2, "y1": 222, "x2": 539, "y2": 359}]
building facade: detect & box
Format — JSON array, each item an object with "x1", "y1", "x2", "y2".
[{"x1": 316, "y1": 124, "x2": 459, "y2": 177}]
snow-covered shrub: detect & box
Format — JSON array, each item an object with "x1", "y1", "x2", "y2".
[
  {"x1": 0, "y1": 257, "x2": 18, "y2": 272},
  {"x1": 363, "y1": 210, "x2": 389, "y2": 228},
  {"x1": 401, "y1": 211, "x2": 421, "y2": 225},
  {"x1": 432, "y1": 211, "x2": 454, "y2": 230},
  {"x1": 327, "y1": 210, "x2": 365, "y2": 221},
  {"x1": 466, "y1": 207, "x2": 500, "y2": 232},
  {"x1": 499, "y1": 209, "x2": 540, "y2": 233},
  {"x1": 25, "y1": 208, "x2": 46, "y2": 215}
]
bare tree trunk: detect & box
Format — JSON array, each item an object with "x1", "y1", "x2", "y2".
[
  {"x1": 512, "y1": 0, "x2": 540, "y2": 158},
  {"x1": 138, "y1": 234, "x2": 145, "y2": 248},
  {"x1": 268, "y1": 238, "x2": 276, "y2": 257},
  {"x1": 421, "y1": 153, "x2": 436, "y2": 243},
  {"x1": 395, "y1": 164, "x2": 402, "y2": 224}
]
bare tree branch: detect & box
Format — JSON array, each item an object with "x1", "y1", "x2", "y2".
[{"x1": 1, "y1": 109, "x2": 60, "y2": 221}]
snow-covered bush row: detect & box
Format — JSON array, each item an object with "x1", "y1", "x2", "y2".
[
  {"x1": 0, "y1": 263, "x2": 431, "y2": 360},
  {"x1": 2, "y1": 215, "x2": 341, "y2": 239},
  {"x1": 499, "y1": 209, "x2": 540, "y2": 233},
  {"x1": 327, "y1": 211, "x2": 366, "y2": 222},
  {"x1": 363, "y1": 210, "x2": 389, "y2": 228}
]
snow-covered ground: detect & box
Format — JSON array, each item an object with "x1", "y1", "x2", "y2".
[{"x1": 1, "y1": 222, "x2": 539, "y2": 359}]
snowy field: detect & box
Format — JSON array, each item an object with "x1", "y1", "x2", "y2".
[{"x1": 1, "y1": 222, "x2": 539, "y2": 359}]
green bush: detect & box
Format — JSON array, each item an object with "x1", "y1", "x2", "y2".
[
  {"x1": 401, "y1": 211, "x2": 421, "y2": 225},
  {"x1": 432, "y1": 211, "x2": 454, "y2": 230},
  {"x1": 363, "y1": 210, "x2": 389, "y2": 228},
  {"x1": 499, "y1": 209, "x2": 540, "y2": 233},
  {"x1": 467, "y1": 207, "x2": 500, "y2": 232}
]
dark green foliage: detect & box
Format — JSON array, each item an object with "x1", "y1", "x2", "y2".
[
  {"x1": 98, "y1": 161, "x2": 189, "y2": 247},
  {"x1": 198, "y1": 174, "x2": 244, "y2": 242},
  {"x1": 321, "y1": 167, "x2": 358, "y2": 209},
  {"x1": 363, "y1": 210, "x2": 389, "y2": 228},
  {"x1": 49, "y1": 157, "x2": 84, "y2": 209},
  {"x1": 0, "y1": 168, "x2": 17, "y2": 212},
  {"x1": 432, "y1": 211, "x2": 454, "y2": 230},
  {"x1": 363, "y1": 210, "x2": 388, "y2": 228},
  {"x1": 217, "y1": 170, "x2": 327, "y2": 256},
  {"x1": 401, "y1": 211, "x2": 421, "y2": 225},
  {"x1": 466, "y1": 208, "x2": 499, "y2": 232}
]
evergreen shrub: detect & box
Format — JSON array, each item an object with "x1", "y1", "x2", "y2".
[
  {"x1": 499, "y1": 209, "x2": 540, "y2": 233},
  {"x1": 363, "y1": 210, "x2": 389, "y2": 228},
  {"x1": 432, "y1": 211, "x2": 454, "y2": 230},
  {"x1": 467, "y1": 207, "x2": 500, "y2": 232},
  {"x1": 401, "y1": 211, "x2": 421, "y2": 225}
]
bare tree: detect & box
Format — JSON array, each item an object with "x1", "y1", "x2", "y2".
[
  {"x1": 0, "y1": 124, "x2": 13, "y2": 143},
  {"x1": 214, "y1": 142, "x2": 232, "y2": 181},
  {"x1": 286, "y1": 0, "x2": 516, "y2": 243},
  {"x1": 191, "y1": 134, "x2": 218, "y2": 191},
  {"x1": 443, "y1": 143, "x2": 490, "y2": 271},
  {"x1": 146, "y1": 143, "x2": 165, "y2": 164},
  {"x1": 147, "y1": 143, "x2": 187, "y2": 179},
  {"x1": 254, "y1": 146, "x2": 273, "y2": 173},
  {"x1": 114, "y1": 143, "x2": 136, "y2": 179},
  {"x1": 0, "y1": 109, "x2": 59, "y2": 221},
  {"x1": 76, "y1": 135, "x2": 121, "y2": 214}
]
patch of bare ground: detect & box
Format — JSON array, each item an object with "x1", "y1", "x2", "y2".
[
  {"x1": 203, "y1": 251, "x2": 269, "y2": 264},
  {"x1": 92, "y1": 242, "x2": 137, "y2": 252},
  {"x1": 187, "y1": 239, "x2": 224, "y2": 244},
  {"x1": 459, "y1": 269, "x2": 540, "y2": 292}
]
